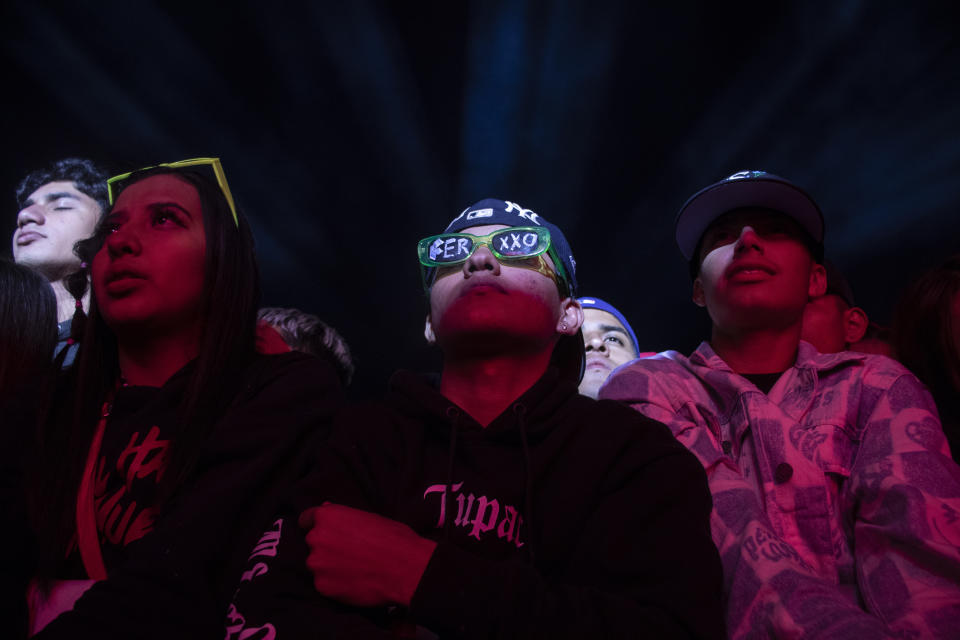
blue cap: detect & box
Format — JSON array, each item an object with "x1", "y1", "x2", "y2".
[
  {"x1": 577, "y1": 297, "x2": 640, "y2": 355},
  {"x1": 675, "y1": 170, "x2": 825, "y2": 261},
  {"x1": 442, "y1": 198, "x2": 578, "y2": 296}
]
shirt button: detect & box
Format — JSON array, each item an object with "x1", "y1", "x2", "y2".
[
  {"x1": 721, "y1": 441, "x2": 732, "y2": 454},
  {"x1": 774, "y1": 462, "x2": 793, "y2": 484}
]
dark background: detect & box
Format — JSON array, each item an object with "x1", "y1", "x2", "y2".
[{"x1": 3, "y1": 1, "x2": 959, "y2": 395}]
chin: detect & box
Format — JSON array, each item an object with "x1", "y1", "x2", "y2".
[
  {"x1": 97, "y1": 302, "x2": 157, "y2": 331},
  {"x1": 438, "y1": 311, "x2": 556, "y2": 343},
  {"x1": 577, "y1": 379, "x2": 602, "y2": 399},
  {"x1": 716, "y1": 300, "x2": 803, "y2": 329},
  {"x1": 582, "y1": 368, "x2": 610, "y2": 387},
  {"x1": 12, "y1": 251, "x2": 50, "y2": 269},
  {"x1": 438, "y1": 326, "x2": 551, "y2": 355}
]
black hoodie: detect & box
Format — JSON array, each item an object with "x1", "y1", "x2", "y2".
[{"x1": 228, "y1": 366, "x2": 725, "y2": 638}]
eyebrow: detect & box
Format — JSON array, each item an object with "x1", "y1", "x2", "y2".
[
  {"x1": 148, "y1": 202, "x2": 194, "y2": 218},
  {"x1": 19, "y1": 191, "x2": 82, "y2": 209},
  {"x1": 42, "y1": 192, "x2": 81, "y2": 203},
  {"x1": 599, "y1": 324, "x2": 628, "y2": 336},
  {"x1": 107, "y1": 202, "x2": 195, "y2": 221}
]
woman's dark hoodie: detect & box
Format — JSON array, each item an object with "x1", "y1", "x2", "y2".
[
  {"x1": 34, "y1": 351, "x2": 343, "y2": 639},
  {"x1": 229, "y1": 364, "x2": 724, "y2": 639}
]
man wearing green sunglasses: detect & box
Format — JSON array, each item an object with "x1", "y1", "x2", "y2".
[
  {"x1": 418, "y1": 224, "x2": 569, "y2": 294},
  {"x1": 227, "y1": 199, "x2": 724, "y2": 638}
]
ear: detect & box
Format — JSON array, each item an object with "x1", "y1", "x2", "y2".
[
  {"x1": 843, "y1": 307, "x2": 869, "y2": 344},
  {"x1": 423, "y1": 315, "x2": 436, "y2": 345},
  {"x1": 692, "y1": 277, "x2": 706, "y2": 308},
  {"x1": 556, "y1": 298, "x2": 584, "y2": 335},
  {"x1": 808, "y1": 263, "x2": 827, "y2": 298}
]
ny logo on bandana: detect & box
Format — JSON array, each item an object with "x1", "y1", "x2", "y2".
[{"x1": 505, "y1": 200, "x2": 541, "y2": 225}]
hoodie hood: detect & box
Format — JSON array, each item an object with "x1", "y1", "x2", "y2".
[
  {"x1": 385, "y1": 366, "x2": 578, "y2": 444},
  {"x1": 382, "y1": 365, "x2": 581, "y2": 562}
]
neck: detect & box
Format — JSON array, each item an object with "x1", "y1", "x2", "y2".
[
  {"x1": 51, "y1": 278, "x2": 89, "y2": 324},
  {"x1": 440, "y1": 346, "x2": 554, "y2": 427},
  {"x1": 116, "y1": 330, "x2": 200, "y2": 388},
  {"x1": 710, "y1": 324, "x2": 800, "y2": 375}
]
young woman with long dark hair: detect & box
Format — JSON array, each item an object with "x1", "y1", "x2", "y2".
[{"x1": 28, "y1": 160, "x2": 341, "y2": 638}]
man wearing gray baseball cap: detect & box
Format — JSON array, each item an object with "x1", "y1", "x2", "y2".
[{"x1": 602, "y1": 170, "x2": 960, "y2": 638}]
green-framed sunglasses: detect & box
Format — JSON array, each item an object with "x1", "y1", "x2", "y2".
[
  {"x1": 417, "y1": 226, "x2": 570, "y2": 293},
  {"x1": 106, "y1": 157, "x2": 238, "y2": 227}
]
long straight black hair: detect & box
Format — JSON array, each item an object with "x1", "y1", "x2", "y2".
[
  {"x1": 0, "y1": 259, "x2": 58, "y2": 396},
  {"x1": 1, "y1": 259, "x2": 58, "y2": 495},
  {"x1": 31, "y1": 166, "x2": 262, "y2": 574}
]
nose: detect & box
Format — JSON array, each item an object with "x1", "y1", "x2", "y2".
[
  {"x1": 733, "y1": 225, "x2": 762, "y2": 254},
  {"x1": 17, "y1": 204, "x2": 44, "y2": 228},
  {"x1": 585, "y1": 335, "x2": 607, "y2": 354},
  {"x1": 105, "y1": 225, "x2": 142, "y2": 258},
  {"x1": 463, "y1": 244, "x2": 500, "y2": 277}
]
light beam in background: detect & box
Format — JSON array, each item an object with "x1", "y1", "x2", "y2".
[
  {"x1": 458, "y1": 1, "x2": 622, "y2": 222},
  {"x1": 670, "y1": 1, "x2": 960, "y2": 270},
  {"x1": 521, "y1": 2, "x2": 621, "y2": 218},
  {"x1": 459, "y1": 0, "x2": 530, "y2": 201},
  {"x1": 3, "y1": 4, "x2": 172, "y2": 153},
  {"x1": 306, "y1": 1, "x2": 446, "y2": 230},
  {"x1": 2, "y1": 1, "x2": 958, "y2": 386}
]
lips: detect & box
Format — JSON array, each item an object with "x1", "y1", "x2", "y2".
[
  {"x1": 725, "y1": 259, "x2": 776, "y2": 281},
  {"x1": 460, "y1": 279, "x2": 507, "y2": 297},
  {"x1": 103, "y1": 266, "x2": 147, "y2": 294},
  {"x1": 15, "y1": 230, "x2": 45, "y2": 245},
  {"x1": 585, "y1": 357, "x2": 611, "y2": 371},
  {"x1": 106, "y1": 267, "x2": 147, "y2": 284}
]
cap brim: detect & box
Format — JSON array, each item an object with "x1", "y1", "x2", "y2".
[{"x1": 675, "y1": 177, "x2": 825, "y2": 261}]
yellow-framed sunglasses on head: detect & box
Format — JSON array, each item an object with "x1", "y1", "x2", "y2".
[{"x1": 106, "y1": 157, "x2": 238, "y2": 227}]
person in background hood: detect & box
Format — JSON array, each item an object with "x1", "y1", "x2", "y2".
[
  {"x1": 257, "y1": 306, "x2": 356, "y2": 387},
  {"x1": 576, "y1": 297, "x2": 643, "y2": 399},
  {"x1": 800, "y1": 260, "x2": 869, "y2": 354},
  {"x1": 226, "y1": 198, "x2": 725, "y2": 639}
]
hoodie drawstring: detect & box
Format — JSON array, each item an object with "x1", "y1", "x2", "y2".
[
  {"x1": 513, "y1": 403, "x2": 536, "y2": 562},
  {"x1": 443, "y1": 406, "x2": 460, "y2": 542}
]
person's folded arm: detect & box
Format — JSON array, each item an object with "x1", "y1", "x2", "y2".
[{"x1": 404, "y1": 447, "x2": 725, "y2": 639}]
